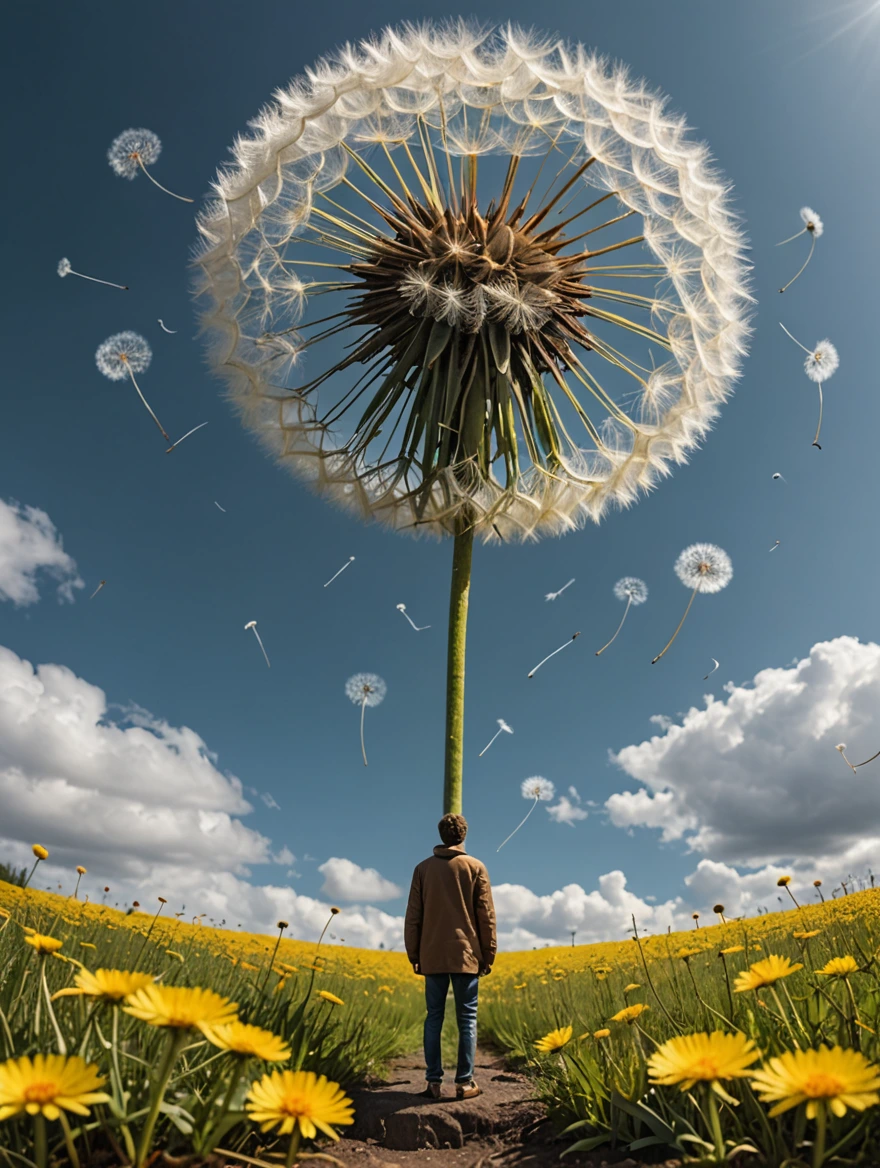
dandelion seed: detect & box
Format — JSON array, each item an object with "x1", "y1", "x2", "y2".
[
  {"x1": 157, "y1": 319, "x2": 177, "y2": 334},
  {"x1": 837, "y1": 741, "x2": 880, "y2": 771},
  {"x1": 780, "y1": 324, "x2": 840, "y2": 449},
  {"x1": 769, "y1": 540, "x2": 781, "y2": 552},
  {"x1": 89, "y1": 580, "x2": 106, "y2": 600},
  {"x1": 166, "y1": 421, "x2": 209, "y2": 453},
  {"x1": 324, "y1": 556, "x2": 355, "y2": 588},
  {"x1": 778, "y1": 206, "x2": 823, "y2": 293},
  {"x1": 652, "y1": 544, "x2": 732, "y2": 664},
  {"x1": 107, "y1": 128, "x2": 193, "y2": 203},
  {"x1": 772, "y1": 472, "x2": 786, "y2": 482},
  {"x1": 95, "y1": 331, "x2": 170, "y2": 442},
  {"x1": 57, "y1": 257, "x2": 127, "y2": 291},
  {"x1": 545, "y1": 579, "x2": 575, "y2": 602},
  {"x1": 345, "y1": 673, "x2": 386, "y2": 766},
  {"x1": 596, "y1": 578, "x2": 648, "y2": 656},
  {"x1": 479, "y1": 718, "x2": 514, "y2": 758},
  {"x1": 214, "y1": 501, "x2": 226, "y2": 512},
  {"x1": 497, "y1": 777, "x2": 555, "y2": 851},
  {"x1": 528, "y1": 632, "x2": 580, "y2": 678},
  {"x1": 244, "y1": 620, "x2": 271, "y2": 668},
  {"x1": 396, "y1": 603, "x2": 430, "y2": 631},
  {"x1": 704, "y1": 658, "x2": 720, "y2": 680}
]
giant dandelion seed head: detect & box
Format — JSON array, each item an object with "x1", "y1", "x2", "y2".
[
  {"x1": 107, "y1": 128, "x2": 162, "y2": 179},
  {"x1": 57, "y1": 258, "x2": 72, "y2": 277},
  {"x1": 194, "y1": 23, "x2": 751, "y2": 543},
  {"x1": 674, "y1": 542, "x2": 732, "y2": 593},
  {"x1": 613, "y1": 576, "x2": 648, "y2": 605},
  {"x1": 521, "y1": 775, "x2": 555, "y2": 801},
  {"x1": 799, "y1": 206, "x2": 824, "y2": 237},
  {"x1": 95, "y1": 331, "x2": 152, "y2": 381},
  {"x1": 345, "y1": 672, "x2": 386, "y2": 706},
  {"x1": 803, "y1": 339, "x2": 839, "y2": 384}
]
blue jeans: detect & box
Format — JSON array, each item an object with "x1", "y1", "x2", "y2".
[{"x1": 424, "y1": 973, "x2": 479, "y2": 1083}]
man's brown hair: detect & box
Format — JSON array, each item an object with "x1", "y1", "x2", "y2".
[{"x1": 438, "y1": 813, "x2": 467, "y2": 846}]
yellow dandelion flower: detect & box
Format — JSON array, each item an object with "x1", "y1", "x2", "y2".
[
  {"x1": 25, "y1": 934, "x2": 63, "y2": 955},
  {"x1": 76, "y1": 866, "x2": 87, "y2": 875},
  {"x1": 734, "y1": 955, "x2": 803, "y2": 993},
  {"x1": 677, "y1": 948, "x2": 702, "y2": 959},
  {"x1": 648, "y1": 1032, "x2": 760, "y2": 1099},
  {"x1": 817, "y1": 956, "x2": 859, "y2": 978},
  {"x1": 246, "y1": 1069, "x2": 354, "y2": 1140},
  {"x1": 593, "y1": 1029, "x2": 611, "y2": 1039},
  {"x1": 330, "y1": 906, "x2": 340, "y2": 915},
  {"x1": 751, "y1": 1045, "x2": 880, "y2": 1119},
  {"x1": 32, "y1": 845, "x2": 49, "y2": 860},
  {"x1": 78, "y1": 942, "x2": 97, "y2": 951},
  {"x1": 201, "y1": 1021, "x2": 291, "y2": 1062},
  {"x1": 279, "y1": 963, "x2": 298, "y2": 974},
  {"x1": 514, "y1": 983, "x2": 527, "y2": 990},
  {"x1": 52, "y1": 969, "x2": 154, "y2": 1002},
  {"x1": 610, "y1": 1004, "x2": 650, "y2": 1024},
  {"x1": 318, "y1": 991, "x2": 344, "y2": 1006},
  {"x1": 534, "y1": 1026, "x2": 573, "y2": 1053},
  {"x1": 793, "y1": 930, "x2": 821, "y2": 939},
  {"x1": 123, "y1": 985, "x2": 237, "y2": 1032},
  {"x1": 777, "y1": 875, "x2": 791, "y2": 886},
  {"x1": 377, "y1": 986, "x2": 393, "y2": 994},
  {"x1": 240, "y1": 961, "x2": 260, "y2": 972},
  {"x1": 623, "y1": 983, "x2": 641, "y2": 993},
  {"x1": 0, "y1": 1054, "x2": 109, "y2": 1122},
  {"x1": 720, "y1": 946, "x2": 745, "y2": 955}
]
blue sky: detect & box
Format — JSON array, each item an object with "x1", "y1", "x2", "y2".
[{"x1": 2, "y1": 0, "x2": 880, "y2": 948}]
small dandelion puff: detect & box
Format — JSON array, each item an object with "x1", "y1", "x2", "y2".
[
  {"x1": 596, "y1": 578, "x2": 648, "y2": 656},
  {"x1": 704, "y1": 657, "x2": 720, "y2": 679},
  {"x1": 323, "y1": 556, "x2": 355, "y2": 588},
  {"x1": 166, "y1": 421, "x2": 209, "y2": 453},
  {"x1": 345, "y1": 673, "x2": 386, "y2": 766},
  {"x1": 158, "y1": 319, "x2": 177, "y2": 334},
  {"x1": 778, "y1": 206, "x2": 823, "y2": 293},
  {"x1": 479, "y1": 718, "x2": 514, "y2": 758},
  {"x1": 545, "y1": 578, "x2": 575, "y2": 602},
  {"x1": 528, "y1": 631, "x2": 580, "y2": 678},
  {"x1": 95, "y1": 331, "x2": 170, "y2": 442},
  {"x1": 497, "y1": 777, "x2": 556, "y2": 851},
  {"x1": 780, "y1": 324, "x2": 839, "y2": 449},
  {"x1": 244, "y1": 620, "x2": 271, "y2": 668},
  {"x1": 89, "y1": 580, "x2": 106, "y2": 600},
  {"x1": 652, "y1": 544, "x2": 732, "y2": 664},
  {"x1": 57, "y1": 257, "x2": 127, "y2": 291},
  {"x1": 107, "y1": 128, "x2": 193, "y2": 202},
  {"x1": 396, "y1": 603, "x2": 430, "y2": 632},
  {"x1": 772, "y1": 472, "x2": 786, "y2": 482}
]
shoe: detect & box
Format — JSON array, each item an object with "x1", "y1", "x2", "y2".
[
  {"x1": 421, "y1": 1081, "x2": 442, "y2": 1100},
  {"x1": 455, "y1": 1080, "x2": 482, "y2": 1100}
]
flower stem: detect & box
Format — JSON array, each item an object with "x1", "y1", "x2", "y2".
[
  {"x1": 33, "y1": 1114, "x2": 47, "y2": 1168},
  {"x1": 496, "y1": 799, "x2": 537, "y2": 852},
  {"x1": 779, "y1": 230, "x2": 816, "y2": 293},
  {"x1": 813, "y1": 1100, "x2": 827, "y2": 1168},
  {"x1": 286, "y1": 1127, "x2": 302, "y2": 1168},
  {"x1": 135, "y1": 1028, "x2": 188, "y2": 1167},
  {"x1": 595, "y1": 595, "x2": 632, "y2": 656},
  {"x1": 59, "y1": 1111, "x2": 81, "y2": 1168},
  {"x1": 812, "y1": 383, "x2": 824, "y2": 449},
  {"x1": 137, "y1": 156, "x2": 194, "y2": 203},
  {"x1": 359, "y1": 696, "x2": 368, "y2": 767},
  {"x1": 127, "y1": 367, "x2": 170, "y2": 442},
  {"x1": 444, "y1": 525, "x2": 474, "y2": 815},
  {"x1": 704, "y1": 1086, "x2": 725, "y2": 1163},
  {"x1": 652, "y1": 586, "x2": 699, "y2": 664}
]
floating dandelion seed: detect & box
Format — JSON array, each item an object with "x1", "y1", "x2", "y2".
[
  {"x1": 323, "y1": 556, "x2": 355, "y2": 588},
  {"x1": 89, "y1": 580, "x2": 106, "y2": 600},
  {"x1": 545, "y1": 579, "x2": 575, "y2": 602},
  {"x1": 244, "y1": 620, "x2": 271, "y2": 668},
  {"x1": 214, "y1": 501, "x2": 227, "y2": 512},
  {"x1": 479, "y1": 718, "x2": 514, "y2": 758},
  {"x1": 528, "y1": 632, "x2": 580, "y2": 678},
  {"x1": 166, "y1": 421, "x2": 209, "y2": 453},
  {"x1": 57, "y1": 256, "x2": 127, "y2": 291},
  {"x1": 194, "y1": 22, "x2": 751, "y2": 817},
  {"x1": 158, "y1": 319, "x2": 177, "y2": 334},
  {"x1": 778, "y1": 206, "x2": 823, "y2": 293},
  {"x1": 780, "y1": 324, "x2": 839, "y2": 449},
  {"x1": 396, "y1": 603, "x2": 430, "y2": 631},
  {"x1": 95, "y1": 331, "x2": 170, "y2": 442},
  {"x1": 345, "y1": 673, "x2": 386, "y2": 766},
  {"x1": 596, "y1": 577, "x2": 648, "y2": 656},
  {"x1": 497, "y1": 777, "x2": 556, "y2": 851},
  {"x1": 652, "y1": 544, "x2": 732, "y2": 664},
  {"x1": 836, "y1": 741, "x2": 880, "y2": 771},
  {"x1": 769, "y1": 540, "x2": 781, "y2": 552},
  {"x1": 107, "y1": 128, "x2": 193, "y2": 203},
  {"x1": 772, "y1": 472, "x2": 786, "y2": 482},
  {"x1": 704, "y1": 658, "x2": 720, "y2": 679}
]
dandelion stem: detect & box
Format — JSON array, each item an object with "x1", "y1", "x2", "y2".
[
  {"x1": 286, "y1": 1128, "x2": 302, "y2": 1168},
  {"x1": 70, "y1": 269, "x2": 128, "y2": 291},
  {"x1": 359, "y1": 696, "x2": 368, "y2": 767},
  {"x1": 126, "y1": 367, "x2": 170, "y2": 442},
  {"x1": 478, "y1": 727, "x2": 503, "y2": 757},
  {"x1": 776, "y1": 227, "x2": 807, "y2": 246},
  {"x1": 444, "y1": 526, "x2": 474, "y2": 814},
  {"x1": 704, "y1": 1086, "x2": 725, "y2": 1164},
  {"x1": 778, "y1": 322, "x2": 812, "y2": 355},
  {"x1": 136, "y1": 1028, "x2": 188, "y2": 1168},
  {"x1": 137, "y1": 156, "x2": 194, "y2": 203},
  {"x1": 166, "y1": 421, "x2": 209, "y2": 453},
  {"x1": 41, "y1": 961, "x2": 67, "y2": 1055},
  {"x1": 854, "y1": 747, "x2": 880, "y2": 769},
  {"x1": 58, "y1": 1112, "x2": 81, "y2": 1168},
  {"x1": 596, "y1": 595, "x2": 632, "y2": 656},
  {"x1": 813, "y1": 1100, "x2": 827, "y2": 1168},
  {"x1": 33, "y1": 1114, "x2": 47, "y2": 1168},
  {"x1": 812, "y1": 383, "x2": 824, "y2": 449},
  {"x1": 779, "y1": 231, "x2": 816, "y2": 293},
  {"x1": 652, "y1": 585, "x2": 699, "y2": 664},
  {"x1": 528, "y1": 632, "x2": 580, "y2": 677},
  {"x1": 496, "y1": 799, "x2": 538, "y2": 852}
]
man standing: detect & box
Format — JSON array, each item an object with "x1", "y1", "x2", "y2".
[{"x1": 404, "y1": 813, "x2": 497, "y2": 1100}]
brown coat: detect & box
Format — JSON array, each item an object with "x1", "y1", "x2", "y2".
[{"x1": 404, "y1": 844, "x2": 496, "y2": 975}]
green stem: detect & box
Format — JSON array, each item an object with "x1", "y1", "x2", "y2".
[
  {"x1": 199, "y1": 1057, "x2": 247, "y2": 1154},
  {"x1": 58, "y1": 1111, "x2": 81, "y2": 1168},
  {"x1": 32, "y1": 1114, "x2": 47, "y2": 1168},
  {"x1": 135, "y1": 1028, "x2": 188, "y2": 1167},
  {"x1": 286, "y1": 1127, "x2": 302, "y2": 1168},
  {"x1": 705, "y1": 1087, "x2": 725, "y2": 1163},
  {"x1": 443, "y1": 525, "x2": 474, "y2": 815},
  {"x1": 813, "y1": 1100, "x2": 827, "y2": 1168},
  {"x1": 41, "y1": 961, "x2": 67, "y2": 1055}
]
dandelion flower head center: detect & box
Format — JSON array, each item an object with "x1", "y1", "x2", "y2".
[
  {"x1": 802, "y1": 1072, "x2": 845, "y2": 1099},
  {"x1": 23, "y1": 1081, "x2": 59, "y2": 1105}
]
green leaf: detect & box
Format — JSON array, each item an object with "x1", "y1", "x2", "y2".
[{"x1": 560, "y1": 1133, "x2": 610, "y2": 1156}]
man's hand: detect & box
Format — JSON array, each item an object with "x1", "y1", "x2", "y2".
[
  {"x1": 412, "y1": 963, "x2": 421, "y2": 976},
  {"x1": 479, "y1": 965, "x2": 492, "y2": 978}
]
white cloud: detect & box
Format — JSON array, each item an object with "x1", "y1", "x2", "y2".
[
  {"x1": 318, "y1": 857, "x2": 402, "y2": 902},
  {"x1": 546, "y1": 790, "x2": 588, "y2": 826},
  {"x1": 607, "y1": 637, "x2": 880, "y2": 882},
  {"x1": 0, "y1": 499, "x2": 83, "y2": 605}
]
